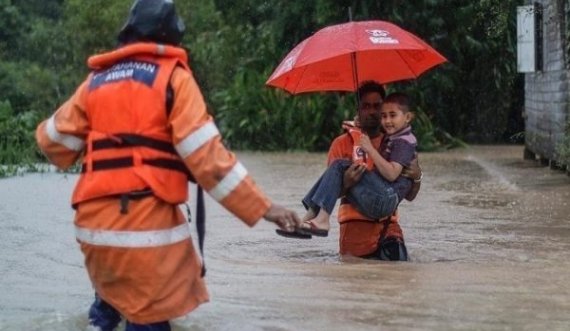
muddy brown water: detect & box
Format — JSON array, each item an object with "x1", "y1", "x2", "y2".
[{"x1": 1, "y1": 145, "x2": 569, "y2": 330}]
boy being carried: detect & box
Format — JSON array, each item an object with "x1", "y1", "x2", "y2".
[{"x1": 278, "y1": 91, "x2": 417, "y2": 238}]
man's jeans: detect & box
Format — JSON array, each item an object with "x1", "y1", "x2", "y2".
[
  {"x1": 89, "y1": 293, "x2": 171, "y2": 331},
  {"x1": 302, "y1": 159, "x2": 399, "y2": 219}
]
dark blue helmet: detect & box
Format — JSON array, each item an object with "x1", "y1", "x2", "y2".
[{"x1": 118, "y1": 0, "x2": 185, "y2": 45}]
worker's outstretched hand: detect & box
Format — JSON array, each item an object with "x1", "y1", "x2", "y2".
[{"x1": 263, "y1": 204, "x2": 301, "y2": 232}]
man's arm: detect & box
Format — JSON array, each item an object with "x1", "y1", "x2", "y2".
[
  {"x1": 328, "y1": 134, "x2": 362, "y2": 195},
  {"x1": 342, "y1": 163, "x2": 366, "y2": 195},
  {"x1": 401, "y1": 156, "x2": 422, "y2": 201}
]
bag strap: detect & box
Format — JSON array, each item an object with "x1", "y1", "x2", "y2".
[{"x1": 196, "y1": 185, "x2": 206, "y2": 277}]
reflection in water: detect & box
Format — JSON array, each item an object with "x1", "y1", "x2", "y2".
[{"x1": 1, "y1": 146, "x2": 569, "y2": 330}]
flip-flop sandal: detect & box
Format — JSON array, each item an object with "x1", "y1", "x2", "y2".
[
  {"x1": 275, "y1": 228, "x2": 312, "y2": 239},
  {"x1": 300, "y1": 220, "x2": 329, "y2": 237}
]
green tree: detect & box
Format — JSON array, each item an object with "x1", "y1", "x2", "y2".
[
  {"x1": 0, "y1": 0, "x2": 526, "y2": 168},
  {"x1": 0, "y1": 0, "x2": 25, "y2": 58}
]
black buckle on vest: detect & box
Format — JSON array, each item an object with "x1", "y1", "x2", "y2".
[{"x1": 118, "y1": 188, "x2": 154, "y2": 214}]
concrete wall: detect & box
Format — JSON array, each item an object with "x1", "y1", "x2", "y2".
[{"x1": 524, "y1": 0, "x2": 569, "y2": 162}]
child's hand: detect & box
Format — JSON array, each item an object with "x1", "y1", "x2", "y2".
[
  {"x1": 359, "y1": 134, "x2": 374, "y2": 153},
  {"x1": 354, "y1": 115, "x2": 361, "y2": 128}
]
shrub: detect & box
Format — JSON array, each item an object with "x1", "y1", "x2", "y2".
[{"x1": 0, "y1": 100, "x2": 43, "y2": 177}]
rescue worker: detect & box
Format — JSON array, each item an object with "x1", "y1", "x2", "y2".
[
  {"x1": 35, "y1": 1, "x2": 301, "y2": 330},
  {"x1": 328, "y1": 82, "x2": 422, "y2": 260}
]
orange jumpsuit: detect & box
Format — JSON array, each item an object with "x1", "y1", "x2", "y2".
[
  {"x1": 35, "y1": 43, "x2": 271, "y2": 323},
  {"x1": 327, "y1": 132, "x2": 404, "y2": 257}
]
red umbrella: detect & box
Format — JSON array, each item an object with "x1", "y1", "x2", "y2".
[{"x1": 266, "y1": 20, "x2": 447, "y2": 94}]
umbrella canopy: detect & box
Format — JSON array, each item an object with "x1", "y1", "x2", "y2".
[{"x1": 266, "y1": 20, "x2": 447, "y2": 94}]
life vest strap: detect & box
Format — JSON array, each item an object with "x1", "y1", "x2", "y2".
[
  {"x1": 196, "y1": 185, "x2": 206, "y2": 277},
  {"x1": 81, "y1": 156, "x2": 193, "y2": 179},
  {"x1": 71, "y1": 187, "x2": 155, "y2": 210},
  {"x1": 92, "y1": 133, "x2": 177, "y2": 155}
]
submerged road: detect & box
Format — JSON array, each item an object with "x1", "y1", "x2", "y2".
[{"x1": 0, "y1": 145, "x2": 569, "y2": 330}]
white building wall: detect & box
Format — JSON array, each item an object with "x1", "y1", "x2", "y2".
[{"x1": 524, "y1": 0, "x2": 569, "y2": 161}]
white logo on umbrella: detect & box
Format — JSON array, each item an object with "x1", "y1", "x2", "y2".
[
  {"x1": 282, "y1": 56, "x2": 296, "y2": 71},
  {"x1": 366, "y1": 29, "x2": 399, "y2": 44}
]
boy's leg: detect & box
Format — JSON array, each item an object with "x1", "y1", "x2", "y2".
[
  {"x1": 346, "y1": 171, "x2": 399, "y2": 220},
  {"x1": 301, "y1": 159, "x2": 351, "y2": 214},
  {"x1": 88, "y1": 293, "x2": 122, "y2": 331},
  {"x1": 125, "y1": 321, "x2": 171, "y2": 331},
  {"x1": 301, "y1": 174, "x2": 323, "y2": 212}
]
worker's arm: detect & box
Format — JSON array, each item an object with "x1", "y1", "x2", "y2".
[
  {"x1": 169, "y1": 68, "x2": 299, "y2": 228},
  {"x1": 35, "y1": 80, "x2": 90, "y2": 169}
]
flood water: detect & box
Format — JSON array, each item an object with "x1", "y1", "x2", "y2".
[{"x1": 1, "y1": 145, "x2": 569, "y2": 330}]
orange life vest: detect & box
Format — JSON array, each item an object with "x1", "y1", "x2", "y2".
[
  {"x1": 345, "y1": 127, "x2": 375, "y2": 170},
  {"x1": 35, "y1": 42, "x2": 273, "y2": 322},
  {"x1": 72, "y1": 43, "x2": 191, "y2": 206}
]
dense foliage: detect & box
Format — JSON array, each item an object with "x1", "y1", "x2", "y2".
[{"x1": 0, "y1": 0, "x2": 524, "y2": 172}]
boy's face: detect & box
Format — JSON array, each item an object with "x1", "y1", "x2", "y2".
[{"x1": 380, "y1": 102, "x2": 411, "y2": 135}]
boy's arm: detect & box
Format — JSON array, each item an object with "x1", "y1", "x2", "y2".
[
  {"x1": 360, "y1": 135, "x2": 402, "y2": 181},
  {"x1": 367, "y1": 149, "x2": 403, "y2": 182}
]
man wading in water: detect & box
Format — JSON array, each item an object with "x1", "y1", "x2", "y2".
[
  {"x1": 35, "y1": 0, "x2": 301, "y2": 330},
  {"x1": 278, "y1": 82, "x2": 422, "y2": 261}
]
